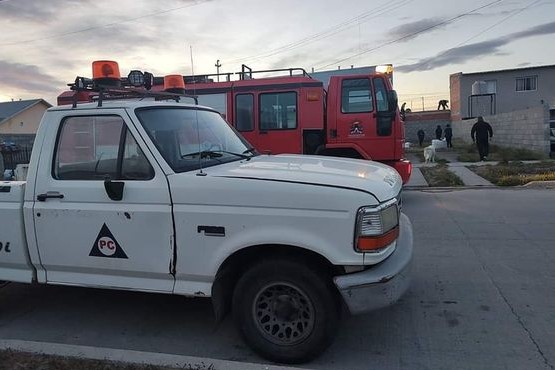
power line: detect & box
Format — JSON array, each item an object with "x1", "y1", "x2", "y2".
[
  {"x1": 451, "y1": 0, "x2": 542, "y2": 46},
  {"x1": 226, "y1": 0, "x2": 414, "y2": 65},
  {"x1": 0, "y1": 0, "x2": 210, "y2": 47},
  {"x1": 314, "y1": 0, "x2": 504, "y2": 71},
  {"x1": 400, "y1": 0, "x2": 543, "y2": 71}
]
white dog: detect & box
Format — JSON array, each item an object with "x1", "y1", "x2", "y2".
[
  {"x1": 431, "y1": 138, "x2": 447, "y2": 150},
  {"x1": 423, "y1": 145, "x2": 436, "y2": 163}
]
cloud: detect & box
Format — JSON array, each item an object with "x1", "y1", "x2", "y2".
[
  {"x1": 0, "y1": 60, "x2": 63, "y2": 94},
  {"x1": 387, "y1": 18, "x2": 445, "y2": 41},
  {"x1": 0, "y1": 0, "x2": 90, "y2": 23},
  {"x1": 396, "y1": 21, "x2": 555, "y2": 73}
]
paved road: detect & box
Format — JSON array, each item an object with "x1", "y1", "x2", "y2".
[{"x1": 1, "y1": 189, "x2": 554, "y2": 370}]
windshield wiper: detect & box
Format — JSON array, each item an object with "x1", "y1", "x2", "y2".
[
  {"x1": 181, "y1": 150, "x2": 252, "y2": 160},
  {"x1": 242, "y1": 147, "x2": 257, "y2": 156}
]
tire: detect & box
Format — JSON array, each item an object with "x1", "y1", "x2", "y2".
[{"x1": 232, "y1": 258, "x2": 340, "y2": 364}]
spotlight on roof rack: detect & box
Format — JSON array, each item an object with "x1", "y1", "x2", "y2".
[
  {"x1": 143, "y1": 72, "x2": 154, "y2": 90},
  {"x1": 127, "y1": 70, "x2": 144, "y2": 87},
  {"x1": 92, "y1": 60, "x2": 121, "y2": 87},
  {"x1": 163, "y1": 74, "x2": 186, "y2": 94}
]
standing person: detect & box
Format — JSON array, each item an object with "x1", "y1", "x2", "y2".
[
  {"x1": 417, "y1": 129, "x2": 425, "y2": 147},
  {"x1": 435, "y1": 125, "x2": 442, "y2": 140},
  {"x1": 444, "y1": 124, "x2": 453, "y2": 148},
  {"x1": 471, "y1": 116, "x2": 493, "y2": 161},
  {"x1": 400, "y1": 102, "x2": 407, "y2": 121}
]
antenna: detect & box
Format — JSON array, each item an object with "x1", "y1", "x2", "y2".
[{"x1": 191, "y1": 45, "x2": 206, "y2": 176}]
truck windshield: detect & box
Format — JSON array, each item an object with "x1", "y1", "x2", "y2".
[{"x1": 136, "y1": 107, "x2": 255, "y2": 173}]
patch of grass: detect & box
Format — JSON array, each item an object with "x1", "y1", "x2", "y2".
[
  {"x1": 0, "y1": 350, "x2": 215, "y2": 370},
  {"x1": 454, "y1": 141, "x2": 545, "y2": 162},
  {"x1": 470, "y1": 161, "x2": 555, "y2": 186},
  {"x1": 420, "y1": 164, "x2": 464, "y2": 187}
]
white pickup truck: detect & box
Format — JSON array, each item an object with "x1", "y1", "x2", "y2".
[{"x1": 0, "y1": 99, "x2": 412, "y2": 363}]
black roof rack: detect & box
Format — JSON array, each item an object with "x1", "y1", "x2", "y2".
[
  {"x1": 149, "y1": 65, "x2": 313, "y2": 87},
  {"x1": 236, "y1": 64, "x2": 312, "y2": 81},
  {"x1": 68, "y1": 75, "x2": 199, "y2": 108}
]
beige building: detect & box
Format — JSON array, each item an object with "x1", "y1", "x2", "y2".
[{"x1": 0, "y1": 99, "x2": 51, "y2": 136}]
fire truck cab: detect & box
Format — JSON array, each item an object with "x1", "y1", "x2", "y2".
[{"x1": 152, "y1": 66, "x2": 410, "y2": 183}]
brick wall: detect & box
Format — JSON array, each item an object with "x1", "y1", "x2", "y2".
[
  {"x1": 451, "y1": 105, "x2": 550, "y2": 154},
  {"x1": 449, "y1": 73, "x2": 462, "y2": 121}
]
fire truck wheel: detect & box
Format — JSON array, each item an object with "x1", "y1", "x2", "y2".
[{"x1": 232, "y1": 258, "x2": 339, "y2": 364}]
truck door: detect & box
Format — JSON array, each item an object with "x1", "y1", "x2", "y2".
[
  {"x1": 235, "y1": 91, "x2": 301, "y2": 154},
  {"x1": 332, "y1": 77, "x2": 375, "y2": 155},
  {"x1": 32, "y1": 111, "x2": 175, "y2": 293},
  {"x1": 331, "y1": 76, "x2": 395, "y2": 160}
]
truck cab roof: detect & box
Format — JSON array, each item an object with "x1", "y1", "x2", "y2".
[{"x1": 52, "y1": 100, "x2": 211, "y2": 112}]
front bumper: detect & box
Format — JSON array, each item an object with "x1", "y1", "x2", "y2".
[{"x1": 333, "y1": 213, "x2": 413, "y2": 315}]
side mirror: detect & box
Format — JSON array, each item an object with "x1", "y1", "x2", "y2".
[
  {"x1": 104, "y1": 177, "x2": 124, "y2": 201},
  {"x1": 387, "y1": 90, "x2": 399, "y2": 113}
]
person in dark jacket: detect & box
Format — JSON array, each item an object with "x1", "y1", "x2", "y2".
[
  {"x1": 417, "y1": 129, "x2": 425, "y2": 147},
  {"x1": 444, "y1": 124, "x2": 453, "y2": 148},
  {"x1": 471, "y1": 116, "x2": 493, "y2": 161},
  {"x1": 435, "y1": 125, "x2": 442, "y2": 140}
]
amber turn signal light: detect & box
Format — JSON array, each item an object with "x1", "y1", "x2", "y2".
[{"x1": 357, "y1": 226, "x2": 399, "y2": 252}]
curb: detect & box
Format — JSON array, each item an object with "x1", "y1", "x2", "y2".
[
  {"x1": 0, "y1": 339, "x2": 307, "y2": 370},
  {"x1": 521, "y1": 180, "x2": 555, "y2": 188},
  {"x1": 404, "y1": 185, "x2": 498, "y2": 191}
]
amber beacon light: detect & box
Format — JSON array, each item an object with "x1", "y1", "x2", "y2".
[
  {"x1": 92, "y1": 60, "x2": 121, "y2": 87},
  {"x1": 163, "y1": 74, "x2": 186, "y2": 94}
]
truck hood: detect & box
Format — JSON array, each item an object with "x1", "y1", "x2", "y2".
[{"x1": 207, "y1": 154, "x2": 402, "y2": 202}]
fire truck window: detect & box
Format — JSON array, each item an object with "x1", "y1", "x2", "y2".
[
  {"x1": 374, "y1": 77, "x2": 389, "y2": 112},
  {"x1": 341, "y1": 79, "x2": 373, "y2": 113},
  {"x1": 54, "y1": 116, "x2": 124, "y2": 180},
  {"x1": 374, "y1": 77, "x2": 393, "y2": 136},
  {"x1": 121, "y1": 130, "x2": 154, "y2": 180},
  {"x1": 235, "y1": 94, "x2": 254, "y2": 131},
  {"x1": 259, "y1": 92, "x2": 297, "y2": 130}
]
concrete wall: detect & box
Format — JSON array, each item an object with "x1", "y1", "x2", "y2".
[
  {"x1": 0, "y1": 102, "x2": 47, "y2": 135},
  {"x1": 404, "y1": 111, "x2": 451, "y2": 144},
  {"x1": 451, "y1": 105, "x2": 550, "y2": 154},
  {"x1": 450, "y1": 65, "x2": 555, "y2": 120},
  {"x1": 404, "y1": 120, "x2": 452, "y2": 144}
]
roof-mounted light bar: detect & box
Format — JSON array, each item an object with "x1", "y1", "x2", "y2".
[{"x1": 67, "y1": 61, "x2": 198, "y2": 108}]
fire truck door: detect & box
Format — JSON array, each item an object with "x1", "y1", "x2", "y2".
[
  {"x1": 334, "y1": 78, "x2": 376, "y2": 151},
  {"x1": 334, "y1": 77, "x2": 395, "y2": 159},
  {"x1": 255, "y1": 91, "x2": 301, "y2": 154}
]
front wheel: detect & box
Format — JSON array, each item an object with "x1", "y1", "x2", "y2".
[{"x1": 232, "y1": 258, "x2": 339, "y2": 364}]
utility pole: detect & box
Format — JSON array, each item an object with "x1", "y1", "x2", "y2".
[{"x1": 215, "y1": 59, "x2": 222, "y2": 82}]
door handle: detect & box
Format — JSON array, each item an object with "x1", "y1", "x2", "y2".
[
  {"x1": 259, "y1": 131, "x2": 268, "y2": 135},
  {"x1": 330, "y1": 129, "x2": 337, "y2": 138},
  {"x1": 37, "y1": 192, "x2": 64, "y2": 202}
]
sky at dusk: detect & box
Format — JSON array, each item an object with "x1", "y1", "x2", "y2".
[{"x1": 0, "y1": 0, "x2": 554, "y2": 109}]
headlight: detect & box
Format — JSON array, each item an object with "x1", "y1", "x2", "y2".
[{"x1": 355, "y1": 200, "x2": 400, "y2": 252}]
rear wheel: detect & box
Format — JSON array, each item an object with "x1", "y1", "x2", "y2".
[{"x1": 232, "y1": 258, "x2": 339, "y2": 364}]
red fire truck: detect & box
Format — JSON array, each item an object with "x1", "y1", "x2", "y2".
[{"x1": 58, "y1": 63, "x2": 411, "y2": 183}]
